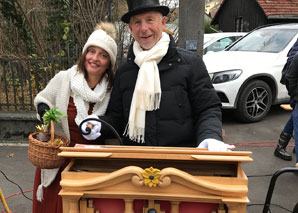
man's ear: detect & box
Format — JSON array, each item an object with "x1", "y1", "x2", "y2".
[{"x1": 162, "y1": 16, "x2": 167, "y2": 27}]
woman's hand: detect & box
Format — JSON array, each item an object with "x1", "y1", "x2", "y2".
[{"x1": 80, "y1": 115, "x2": 102, "y2": 140}]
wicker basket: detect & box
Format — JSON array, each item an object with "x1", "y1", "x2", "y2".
[{"x1": 28, "y1": 120, "x2": 69, "y2": 169}]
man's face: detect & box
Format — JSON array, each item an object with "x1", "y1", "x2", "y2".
[{"x1": 129, "y1": 11, "x2": 167, "y2": 50}]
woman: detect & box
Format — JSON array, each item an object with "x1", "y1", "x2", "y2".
[{"x1": 32, "y1": 22, "x2": 117, "y2": 213}]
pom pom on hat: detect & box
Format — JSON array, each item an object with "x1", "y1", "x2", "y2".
[
  {"x1": 82, "y1": 22, "x2": 117, "y2": 69},
  {"x1": 94, "y1": 22, "x2": 117, "y2": 40}
]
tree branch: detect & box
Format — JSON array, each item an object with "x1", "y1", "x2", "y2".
[{"x1": 14, "y1": 0, "x2": 45, "y2": 56}]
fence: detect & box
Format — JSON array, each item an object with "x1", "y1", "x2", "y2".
[{"x1": 0, "y1": 44, "x2": 79, "y2": 112}]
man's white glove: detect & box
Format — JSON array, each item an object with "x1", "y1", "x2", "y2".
[
  {"x1": 198, "y1": 138, "x2": 235, "y2": 151},
  {"x1": 80, "y1": 114, "x2": 102, "y2": 140}
]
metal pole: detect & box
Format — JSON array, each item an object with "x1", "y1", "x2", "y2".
[
  {"x1": 0, "y1": 187, "x2": 11, "y2": 213},
  {"x1": 262, "y1": 167, "x2": 298, "y2": 213}
]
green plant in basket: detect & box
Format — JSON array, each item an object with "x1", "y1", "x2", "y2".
[
  {"x1": 28, "y1": 107, "x2": 69, "y2": 169},
  {"x1": 39, "y1": 107, "x2": 67, "y2": 144},
  {"x1": 43, "y1": 107, "x2": 66, "y2": 126}
]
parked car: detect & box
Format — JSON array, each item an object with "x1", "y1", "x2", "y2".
[
  {"x1": 204, "y1": 32, "x2": 247, "y2": 54},
  {"x1": 203, "y1": 24, "x2": 298, "y2": 122}
]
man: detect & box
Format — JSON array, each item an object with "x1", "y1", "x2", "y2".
[
  {"x1": 81, "y1": 0, "x2": 234, "y2": 151},
  {"x1": 285, "y1": 52, "x2": 298, "y2": 167},
  {"x1": 274, "y1": 38, "x2": 298, "y2": 161}
]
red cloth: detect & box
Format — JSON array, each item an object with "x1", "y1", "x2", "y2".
[
  {"x1": 92, "y1": 199, "x2": 219, "y2": 213},
  {"x1": 32, "y1": 97, "x2": 100, "y2": 213}
]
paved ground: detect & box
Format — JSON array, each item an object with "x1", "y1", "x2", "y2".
[
  {"x1": 0, "y1": 145, "x2": 34, "y2": 213},
  {"x1": 0, "y1": 105, "x2": 298, "y2": 213}
]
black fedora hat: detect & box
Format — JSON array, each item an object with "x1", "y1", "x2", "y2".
[{"x1": 121, "y1": 0, "x2": 170, "y2": 23}]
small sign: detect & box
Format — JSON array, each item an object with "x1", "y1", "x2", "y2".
[{"x1": 186, "y1": 40, "x2": 197, "y2": 51}]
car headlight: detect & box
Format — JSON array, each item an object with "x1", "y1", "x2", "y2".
[{"x1": 211, "y1": 69, "x2": 242, "y2": 84}]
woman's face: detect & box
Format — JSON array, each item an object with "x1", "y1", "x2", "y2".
[{"x1": 84, "y1": 46, "x2": 111, "y2": 77}]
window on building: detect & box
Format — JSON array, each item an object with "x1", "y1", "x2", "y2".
[{"x1": 235, "y1": 17, "x2": 243, "y2": 32}]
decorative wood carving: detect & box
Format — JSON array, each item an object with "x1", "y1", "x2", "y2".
[{"x1": 59, "y1": 145, "x2": 252, "y2": 213}]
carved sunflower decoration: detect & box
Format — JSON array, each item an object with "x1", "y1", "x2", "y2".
[{"x1": 142, "y1": 167, "x2": 161, "y2": 187}]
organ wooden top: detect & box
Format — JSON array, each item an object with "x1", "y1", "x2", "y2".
[{"x1": 58, "y1": 145, "x2": 252, "y2": 212}]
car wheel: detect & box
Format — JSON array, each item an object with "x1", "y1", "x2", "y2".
[{"x1": 235, "y1": 80, "x2": 272, "y2": 122}]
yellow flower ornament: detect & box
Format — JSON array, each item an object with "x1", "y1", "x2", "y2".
[
  {"x1": 142, "y1": 167, "x2": 161, "y2": 187},
  {"x1": 35, "y1": 124, "x2": 46, "y2": 133}
]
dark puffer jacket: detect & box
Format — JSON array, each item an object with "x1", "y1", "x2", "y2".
[
  {"x1": 281, "y1": 38, "x2": 298, "y2": 85},
  {"x1": 288, "y1": 38, "x2": 298, "y2": 64},
  {"x1": 101, "y1": 36, "x2": 222, "y2": 147},
  {"x1": 286, "y1": 53, "x2": 298, "y2": 103}
]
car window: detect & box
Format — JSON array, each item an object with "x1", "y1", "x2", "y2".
[
  {"x1": 206, "y1": 37, "x2": 234, "y2": 52},
  {"x1": 229, "y1": 29, "x2": 298, "y2": 53}
]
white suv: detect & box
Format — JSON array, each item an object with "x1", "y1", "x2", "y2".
[
  {"x1": 204, "y1": 32, "x2": 247, "y2": 54},
  {"x1": 203, "y1": 24, "x2": 298, "y2": 122}
]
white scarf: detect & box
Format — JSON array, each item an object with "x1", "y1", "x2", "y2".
[
  {"x1": 124, "y1": 32, "x2": 170, "y2": 143},
  {"x1": 36, "y1": 168, "x2": 59, "y2": 202},
  {"x1": 37, "y1": 65, "x2": 111, "y2": 202},
  {"x1": 69, "y1": 65, "x2": 111, "y2": 126}
]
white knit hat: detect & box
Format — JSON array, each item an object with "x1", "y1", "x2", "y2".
[{"x1": 82, "y1": 27, "x2": 117, "y2": 69}]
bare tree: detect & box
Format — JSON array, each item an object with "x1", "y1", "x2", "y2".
[{"x1": 0, "y1": 0, "x2": 178, "y2": 57}]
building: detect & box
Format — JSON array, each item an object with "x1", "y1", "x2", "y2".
[{"x1": 211, "y1": 0, "x2": 298, "y2": 32}]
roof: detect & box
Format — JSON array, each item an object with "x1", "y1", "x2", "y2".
[
  {"x1": 212, "y1": 0, "x2": 298, "y2": 24},
  {"x1": 209, "y1": 0, "x2": 223, "y2": 18},
  {"x1": 256, "y1": 0, "x2": 298, "y2": 19}
]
